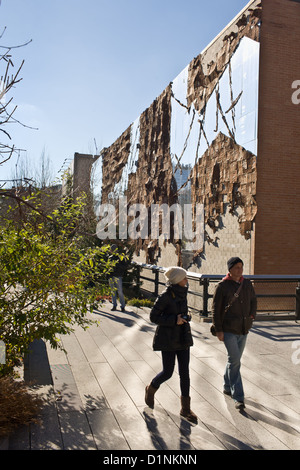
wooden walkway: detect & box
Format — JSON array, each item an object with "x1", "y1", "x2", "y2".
[{"x1": 5, "y1": 302, "x2": 300, "y2": 451}]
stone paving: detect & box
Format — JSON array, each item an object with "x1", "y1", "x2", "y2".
[{"x1": 3, "y1": 301, "x2": 300, "y2": 451}]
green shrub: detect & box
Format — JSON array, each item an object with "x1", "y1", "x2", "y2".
[
  {"x1": 0, "y1": 193, "x2": 118, "y2": 376},
  {"x1": 127, "y1": 298, "x2": 154, "y2": 308}
]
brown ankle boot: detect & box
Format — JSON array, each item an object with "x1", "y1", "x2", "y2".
[
  {"x1": 180, "y1": 396, "x2": 198, "y2": 424},
  {"x1": 145, "y1": 384, "x2": 158, "y2": 409}
]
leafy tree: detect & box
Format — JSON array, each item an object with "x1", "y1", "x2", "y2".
[
  {"x1": 0, "y1": 192, "x2": 119, "y2": 376},
  {"x1": 0, "y1": 22, "x2": 125, "y2": 378}
]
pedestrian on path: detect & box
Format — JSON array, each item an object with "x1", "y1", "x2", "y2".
[
  {"x1": 211, "y1": 257, "x2": 257, "y2": 410},
  {"x1": 145, "y1": 266, "x2": 197, "y2": 424},
  {"x1": 109, "y1": 244, "x2": 128, "y2": 312}
]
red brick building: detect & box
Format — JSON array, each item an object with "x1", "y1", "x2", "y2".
[{"x1": 255, "y1": 0, "x2": 300, "y2": 274}]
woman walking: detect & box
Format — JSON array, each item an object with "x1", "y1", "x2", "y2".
[{"x1": 145, "y1": 266, "x2": 197, "y2": 424}]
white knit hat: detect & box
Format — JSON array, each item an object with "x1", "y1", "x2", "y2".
[{"x1": 164, "y1": 266, "x2": 187, "y2": 285}]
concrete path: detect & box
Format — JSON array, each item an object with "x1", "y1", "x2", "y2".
[{"x1": 4, "y1": 302, "x2": 300, "y2": 451}]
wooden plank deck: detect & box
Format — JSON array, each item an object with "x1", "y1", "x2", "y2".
[{"x1": 6, "y1": 302, "x2": 300, "y2": 451}]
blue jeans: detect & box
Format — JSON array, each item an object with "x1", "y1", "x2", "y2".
[
  {"x1": 223, "y1": 332, "x2": 247, "y2": 402},
  {"x1": 109, "y1": 276, "x2": 125, "y2": 309}
]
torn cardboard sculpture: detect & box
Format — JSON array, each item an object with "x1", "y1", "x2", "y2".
[
  {"x1": 191, "y1": 132, "x2": 257, "y2": 240},
  {"x1": 95, "y1": 1, "x2": 262, "y2": 266}
]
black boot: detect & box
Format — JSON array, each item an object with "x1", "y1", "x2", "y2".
[{"x1": 180, "y1": 396, "x2": 198, "y2": 424}]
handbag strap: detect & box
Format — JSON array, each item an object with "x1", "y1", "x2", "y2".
[{"x1": 225, "y1": 281, "x2": 243, "y2": 313}]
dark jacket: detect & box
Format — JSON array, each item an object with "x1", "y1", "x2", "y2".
[
  {"x1": 111, "y1": 258, "x2": 128, "y2": 277},
  {"x1": 110, "y1": 251, "x2": 129, "y2": 277},
  {"x1": 150, "y1": 284, "x2": 193, "y2": 351},
  {"x1": 212, "y1": 278, "x2": 257, "y2": 335}
]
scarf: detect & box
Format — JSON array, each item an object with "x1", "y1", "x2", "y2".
[{"x1": 222, "y1": 273, "x2": 244, "y2": 283}]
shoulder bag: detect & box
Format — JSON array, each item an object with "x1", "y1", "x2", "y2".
[{"x1": 210, "y1": 281, "x2": 244, "y2": 336}]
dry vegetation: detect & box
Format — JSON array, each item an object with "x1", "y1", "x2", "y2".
[{"x1": 0, "y1": 376, "x2": 43, "y2": 438}]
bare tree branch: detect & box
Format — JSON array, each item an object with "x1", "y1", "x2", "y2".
[
  {"x1": 0, "y1": 23, "x2": 33, "y2": 168},
  {"x1": 0, "y1": 189, "x2": 55, "y2": 224},
  {"x1": 0, "y1": 39, "x2": 32, "y2": 49}
]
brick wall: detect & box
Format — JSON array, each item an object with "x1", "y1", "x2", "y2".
[{"x1": 255, "y1": 0, "x2": 300, "y2": 274}]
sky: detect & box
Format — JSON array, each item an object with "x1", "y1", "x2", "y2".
[{"x1": 0, "y1": 0, "x2": 248, "y2": 184}]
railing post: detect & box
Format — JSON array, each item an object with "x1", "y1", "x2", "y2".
[
  {"x1": 296, "y1": 282, "x2": 300, "y2": 321},
  {"x1": 136, "y1": 265, "x2": 141, "y2": 296},
  {"x1": 153, "y1": 269, "x2": 159, "y2": 297},
  {"x1": 201, "y1": 278, "x2": 209, "y2": 317}
]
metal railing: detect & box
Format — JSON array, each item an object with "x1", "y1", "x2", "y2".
[{"x1": 132, "y1": 261, "x2": 300, "y2": 321}]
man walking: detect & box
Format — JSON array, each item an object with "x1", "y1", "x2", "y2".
[
  {"x1": 109, "y1": 244, "x2": 128, "y2": 312},
  {"x1": 212, "y1": 257, "x2": 257, "y2": 409}
]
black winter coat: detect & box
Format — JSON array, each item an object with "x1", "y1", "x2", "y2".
[
  {"x1": 212, "y1": 278, "x2": 257, "y2": 335},
  {"x1": 150, "y1": 284, "x2": 193, "y2": 351}
]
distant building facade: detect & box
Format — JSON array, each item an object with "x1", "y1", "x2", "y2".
[{"x1": 74, "y1": 0, "x2": 299, "y2": 278}]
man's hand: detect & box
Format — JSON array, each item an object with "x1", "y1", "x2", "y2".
[{"x1": 216, "y1": 331, "x2": 224, "y2": 342}]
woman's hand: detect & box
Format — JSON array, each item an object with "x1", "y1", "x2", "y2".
[{"x1": 177, "y1": 314, "x2": 187, "y2": 325}]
